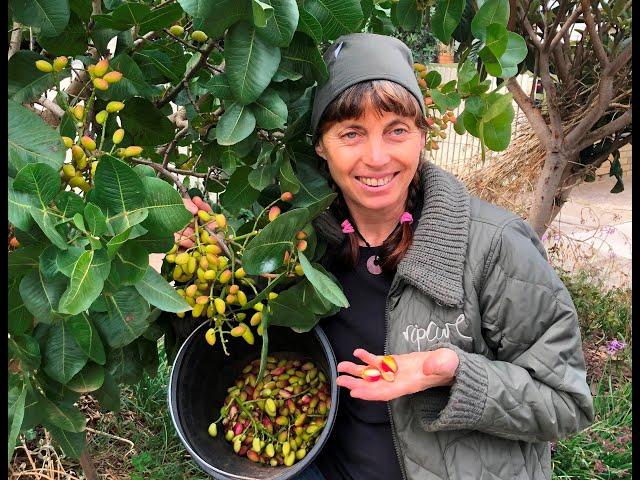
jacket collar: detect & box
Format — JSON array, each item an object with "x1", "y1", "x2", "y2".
[{"x1": 312, "y1": 162, "x2": 471, "y2": 308}]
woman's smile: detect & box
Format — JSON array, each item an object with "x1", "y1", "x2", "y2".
[{"x1": 355, "y1": 172, "x2": 399, "y2": 190}]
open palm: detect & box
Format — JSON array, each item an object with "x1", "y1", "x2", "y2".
[{"x1": 336, "y1": 348, "x2": 459, "y2": 401}]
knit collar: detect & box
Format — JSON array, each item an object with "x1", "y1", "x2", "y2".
[{"x1": 312, "y1": 162, "x2": 471, "y2": 307}]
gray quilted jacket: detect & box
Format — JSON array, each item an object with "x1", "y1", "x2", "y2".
[{"x1": 312, "y1": 162, "x2": 594, "y2": 480}]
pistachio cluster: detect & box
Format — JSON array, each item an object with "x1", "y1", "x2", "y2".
[
  {"x1": 41, "y1": 56, "x2": 144, "y2": 193},
  {"x1": 413, "y1": 62, "x2": 458, "y2": 152},
  {"x1": 208, "y1": 355, "x2": 331, "y2": 467},
  {"x1": 163, "y1": 193, "x2": 307, "y2": 352}
]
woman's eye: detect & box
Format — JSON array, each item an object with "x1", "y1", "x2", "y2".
[
  {"x1": 392, "y1": 128, "x2": 407, "y2": 135},
  {"x1": 343, "y1": 132, "x2": 358, "y2": 139}
]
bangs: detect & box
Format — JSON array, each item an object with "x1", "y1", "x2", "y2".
[{"x1": 316, "y1": 80, "x2": 427, "y2": 139}]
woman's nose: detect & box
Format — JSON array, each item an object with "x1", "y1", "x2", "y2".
[{"x1": 363, "y1": 138, "x2": 390, "y2": 166}]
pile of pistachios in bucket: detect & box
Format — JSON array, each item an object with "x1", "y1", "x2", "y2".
[{"x1": 207, "y1": 355, "x2": 331, "y2": 467}]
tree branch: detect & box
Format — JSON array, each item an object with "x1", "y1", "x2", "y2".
[
  {"x1": 168, "y1": 106, "x2": 188, "y2": 128},
  {"x1": 552, "y1": 43, "x2": 571, "y2": 84},
  {"x1": 537, "y1": 52, "x2": 564, "y2": 149},
  {"x1": 565, "y1": 75, "x2": 614, "y2": 146},
  {"x1": 580, "y1": 0, "x2": 609, "y2": 67},
  {"x1": 605, "y1": 42, "x2": 631, "y2": 77},
  {"x1": 547, "y1": 3, "x2": 582, "y2": 51},
  {"x1": 160, "y1": 125, "x2": 190, "y2": 168},
  {"x1": 128, "y1": 157, "x2": 189, "y2": 196},
  {"x1": 519, "y1": 7, "x2": 543, "y2": 49},
  {"x1": 132, "y1": 31, "x2": 158, "y2": 51},
  {"x1": 576, "y1": 110, "x2": 632, "y2": 151},
  {"x1": 546, "y1": 0, "x2": 569, "y2": 46},
  {"x1": 8, "y1": 22, "x2": 22, "y2": 59},
  {"x1": 155, "y1": 42, "x2": 218, "y2": 109},
  {"x1": 35, "y1": 97, "x2": 65, "y2": 118},
  {"x1": 584, "y1": 133, "x2": 632, "y2": 172},
  {"x1": 506, "y1": 77, "x2": 551, "y2": 147}
]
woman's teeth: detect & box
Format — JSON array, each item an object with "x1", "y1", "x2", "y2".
[{"x1": 357, "y1": 174, "x2": 394, "y2": 187}]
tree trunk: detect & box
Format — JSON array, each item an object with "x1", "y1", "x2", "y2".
[
  {"x1": 79, "y1": 447, "x2": 99, "y2": 480},
  {"x1": 527, "y1": 150, "x2": 573, "y2": 236}
]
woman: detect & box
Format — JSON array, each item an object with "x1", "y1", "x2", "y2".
[{"x1": 295, "y1": 33, "x2": 594, "y2": 480}]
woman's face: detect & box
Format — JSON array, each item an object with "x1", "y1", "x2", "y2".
[{"x1": 315, "y1": 105, "x2": 425, "y2": 215}]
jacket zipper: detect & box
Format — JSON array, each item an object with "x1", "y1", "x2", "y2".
[{"x1": 385, "y1": 276, "x2": 408, "y2": 480}]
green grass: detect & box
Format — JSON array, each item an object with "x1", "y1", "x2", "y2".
[
  {"x1": 552, "y1": 359, "x2": 632, "y2": 479},
  {"x1": 89, "y1": 345, "x2": 207, "y2": 480}
]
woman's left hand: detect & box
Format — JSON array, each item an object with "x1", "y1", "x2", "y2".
[{"x1": 336, "y1": 348, "x2": 459, "y2": 401}]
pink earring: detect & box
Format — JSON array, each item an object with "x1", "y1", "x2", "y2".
[
  {"x1": 341, "y1": 219, "x2": 355, "y2": 234},
  {"x1": 399, "y1": 212, "x2": 413, "y2": 224}
]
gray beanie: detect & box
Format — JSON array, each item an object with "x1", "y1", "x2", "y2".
[{"x1": 310, "y1": 33, "x2": 426, "y2": 139}]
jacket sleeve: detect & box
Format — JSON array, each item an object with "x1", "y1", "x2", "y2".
[{"x1": 415, "y1": 218, "x2": 595, "y2": 442}]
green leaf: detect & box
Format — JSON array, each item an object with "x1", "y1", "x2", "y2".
[
  {"x1": 252, "y1": 0, "x2": 274, "y2": 28},
  {"x1": 202, "y1": 74, "x2": 234, "y2": 100},
  {"x1": 457, "y1": 60, "x2": 477, "y2": 87},
  {"x1": 138, "y1": 2, "x2": 183, "y2": 34},
  {"x1": 19, "y1": 270, "x2": 67, "y2": 324},
  {"x1": 483, "y1": 92, "x2": 513, "y2": 122},
  {"x1": 106, "y1": 2, "x2": 151, "y2": 29},
  {"x1": 106, "y1": 344, "x2": 144, "y2": 385},
  {"x1": 41, "y1": 399, "x2": 86, "y2": 432},
  {"x1": 297, "y1": 7, "x2": 323, "y2": 44},
  {"x1": 43, "y1": 320, "x2": 89, "y2": 384},
  {"x1": 255, "y1": 0, "x2": 299, "y2": 47},
  {"x1": 8, "y1": 384, "x2": 26, "y2": 463},
  {"x1": 94, "y1": 155, "x2": 145, "y2": 227},
  {"x1": 9, "y1": 245, "x2": 43, "y2": 279},
  {"x1": 114, "y1": 242, "x2": 149, "y2": 285},
  {"x1": 8, "y1": 50, "x2": 58, "y2": 104},
  {"x1": 58, "y1": 250, "x2": 105, "y2": 315},
  {"x1": 243, "y1": 208, "x2": 310, "y2": 274},
  {"x1": 67, "y1": 363, "x2": 105, "y2": 393},
  {"x1": 9, "y1": 0, "x2": 70, "y2": 36},
  {"x1": 140, "y1": 177, "x2": 193, "y2": 236},
  {"x1": 425, "y1": 71, "x2": 442, "y2": 89},
  {"x1": 9, "y1": 335, "x2": 41, "y2": 371},
  {"x1": 9, "y1": 177, "x2": 35, "y2": 231},
  {"x1": 432, "y1": 0, "x2": 466, "y2": 44},
  {"x1": 43, "y1": 246, "x2": 84, "y2": 278},
  {"x1": 280, "y1": 33, "x2": 328, "y2": 86},
  {"x1": 14, "y1": 162, "x2": 60, "y2": 206},
  {"x1": 38, "y1": 11, "x2": 87, "y2": 56},
  {"x1": 46, "y1": 425, "x2": 86, "y2": 459},
  {"x1": 251, "y1": 89, "x2": 288, "y2": 130},
  {"x1": 8, "y1": 100, "x2": 66, "y2": 177},
  {"x1": 290, "y1": 156, "x2": 334, "y2": 213},
  {"x1": 485, "y1": 23, "x2": 509, "y2": 58},
  {"x1": 105, "y1": 54, "x2": 159, "y2": 101},
  {"x1": 55, "y1": 191, "x2": 85, "y2": 220},
  {"x1": 471, "y1": 0, "x2": 509, "y2": 41},
  {"x1": 279, "y1": 155, "x2": 301, "y2": 194},
  {"x1": 83, "y1": 203, "x2": 107, "y2": 237},
  {"x1": 134, "y1": 266, "x2": 191, "y2": 313},
  {"x1": 219, "y1": 166, "x2": 261, "y2": 214},
  {"x1": 9, "y1": 280, "x2": 34, "y2": 335},
  {"x1": 119, "y1": 97, "x2": 176, "y2": 146},
  {"x1": 298, "y1": 252, "x2": 349, "y2": 307},
  {"x1": 303, "y1": 0, "x2": 363, "y2": 40},
  {"x1": 268, "y1": 283, "x2": 317, "y2": 331},
  {"x1": 93, "y1": 287, "x2": 150, "y2": 348},
  {"x1": 66, "y1": 313, "x2": 106, "y2": 365},
  {"x1": 216, "y1": 103, "x2": 257, "y2": 146},
  {"x1": 225, "y1": 21, "x2": 282, "y2": 105},
  {"x1": 94, "y1": 371, "x2": 120, "y2": 411},
  {"x1": 248, "y1": 162, "x2": 280, "y2": 190},
  {"x1": 178, "y1": 0, "x2": 250, "y2": 39},
  {"x1": 106, "y1": 228, "x2": 133, "y2": 259},
  {"x1": 396, "y1": 0, "x2": 421, "y2": 31},
  {"x1": 482, "y1": 101, "x2": 514, "y2": 151}
]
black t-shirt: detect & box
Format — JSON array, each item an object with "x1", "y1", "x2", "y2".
[{"x1": 315, "y1": 245, "x2": 403, "y2": 480}]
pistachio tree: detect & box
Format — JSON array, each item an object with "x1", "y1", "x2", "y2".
[{"x1": 7, "y1": 0, "x2": 524, "y2": 472}]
